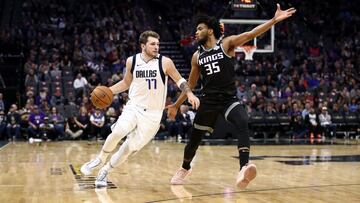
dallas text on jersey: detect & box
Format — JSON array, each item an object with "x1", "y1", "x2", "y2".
[{"x1": 135, "y1": 70, "x2": 157, "y2": 78}]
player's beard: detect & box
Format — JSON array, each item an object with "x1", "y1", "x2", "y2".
[
  {"x1": 144, "y1": 47, "x2": 157, "y2": 59},
  {"x1": 197, "y1": 35, "x2": 208, "y2": 46}
]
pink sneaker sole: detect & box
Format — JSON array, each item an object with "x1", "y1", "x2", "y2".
[{"x1": 236, "y1": 164, "x2": 257, "y2": 189}]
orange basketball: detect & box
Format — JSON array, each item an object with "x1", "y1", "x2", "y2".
[{"x1": 91, "y1": 86, "x2": 113, "y2": 109}]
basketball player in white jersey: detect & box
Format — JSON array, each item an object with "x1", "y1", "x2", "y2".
[{"x1": 81, "y1": 30, "x2": 200, "y2": 187}]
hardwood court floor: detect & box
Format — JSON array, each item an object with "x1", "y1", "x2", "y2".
[{"x1": 0, "y1": 140, "x2": 359, "y2": 203}]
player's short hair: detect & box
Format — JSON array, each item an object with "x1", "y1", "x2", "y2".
[
  {"x1": 195, "y1": 15, "x2": 222, "y2": 39},
  {"x1": 139, "y1": 30, "x2": 160, "y2": 45}
]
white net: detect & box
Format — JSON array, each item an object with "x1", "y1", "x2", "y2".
[{"x1": 238, "y1": 46, "x2": 257, "y2": 60}]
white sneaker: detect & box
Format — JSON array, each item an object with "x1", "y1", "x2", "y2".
[
  {"x1": 80, "y1": 157, "x2": 103, "y2": 176},
  {"x1": 95, "y1": 168, "x2": 108, "y2": 188}
]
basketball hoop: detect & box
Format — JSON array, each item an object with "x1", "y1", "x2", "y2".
[{"x1": 239, "y1": 46, "x2": 257, "y2": 60}]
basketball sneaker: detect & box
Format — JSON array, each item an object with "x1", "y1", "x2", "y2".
[
  {"x1": 236, "y1": 163, "x2": 257, "y2": 189},
  {"x1": 170, "y1": 167, "x2": 192, "y2": 185},
  {"x1": 95, "y1": 168, "x2": 108, "y2": 188},
  {"x1": 80, "y1": 157, "x2": 103, "y2": 176}
]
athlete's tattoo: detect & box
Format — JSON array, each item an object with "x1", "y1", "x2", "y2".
[{"x1": 179, "y1": 82, "x2": 191, "y2": 93}]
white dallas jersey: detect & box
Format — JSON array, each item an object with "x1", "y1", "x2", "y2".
[{"x1": 127, "y1": 53, "x2": 168, "y2": 110}]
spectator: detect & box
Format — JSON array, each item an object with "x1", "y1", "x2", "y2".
[
  {"x1": 35, "y1": 88, "x2": 51, "y2": 106},
  {"x1": 302, "y1": 102, "x2": 311, "y2": 119},
  {"x1": 73, "y1": 73, "x2": 89, "y2": 99},
  {"x1": 89, "y1": 109, "x2": 105, "y2": 140},
  {"x1": 319, "y1": 107, "x2": 335, "y2": 138},
  {"x1": 24, "y1": 69, "x2": 38, "y2": 91},
  {"x1": 0, "y1": 110, "x2": 6, "y2": 139},
  {"x1": 290, "y1": 111, "x2": 306, "y2": 139},
  {"x1": 236, "y1": 84, "x2": 247, "y2": 102},
  {"x1": 75, "y1": 107, "x2": 90, "y2": 138},
  {"x1": 28, "y1": 105, "x2": 46, "y2": 138},
  {"x1": 49, "y1": 107, "x2": 65, "y2": 140},
  {"x1": 50, "y1": 87, "x2": 64, "y2": 106},
  {"x1": 39, "y1": 117, "x2": 55, "y2": 141},
  {"x1": 103, "y1": 107, "x2": 118, "y2": 136},
  {"x1": 65, "y1": 117, "x2": 83, "y2": 140},
  {"x1": 88, "y1": 73, "x2": 101, "y2": 90},
  {"x1": 176, "y1": 105, "x2": 192, "y2": 140},
  {"x1": 305, "y1": 107, "x2": 321, "y2": 139},
  {"x1": 0, "y1": 93, "x2": 5, "y2": 111},
  {"x1": 6, "y1": 104, "x2": 21, "y2": 140}
]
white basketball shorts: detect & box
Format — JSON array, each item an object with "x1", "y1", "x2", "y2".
[{"x1": 111, "y1": 104, "x2": 163, "y2": 151}]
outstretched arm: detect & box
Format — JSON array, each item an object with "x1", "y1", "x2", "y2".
[
  {"x1": 223, "y1": 4, "x2": 296, "y2": 56},
  {"x1": 166, "y1": 52, "x2": 201, "y2": 119},
  {"x1": 109, "y1": 57, "x2": 133, "y2": 94}
]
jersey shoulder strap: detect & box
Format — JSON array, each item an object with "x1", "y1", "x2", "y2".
[
  {"x1": 130, "y1": 54, "x2": 137, "y2": 75},
  {"x1": 158, "y1": 54, "x2": 165, "y2": 84}
]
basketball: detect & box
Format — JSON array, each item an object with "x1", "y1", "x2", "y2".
[{"x1": 90, "y1": 86, "x2": 113, "y2": 109}]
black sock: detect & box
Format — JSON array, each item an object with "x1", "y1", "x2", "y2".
[
  {"x1": 182, "y1": 160, "x2": 191, "y2": 170},
  {"x1": 239, "y1": 147, "x2": 250, "y2": 170}
]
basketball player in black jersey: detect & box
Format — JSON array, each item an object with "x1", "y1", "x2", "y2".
[{"x1": 168, "y1": 4, "x2": 296, "y2": 188}]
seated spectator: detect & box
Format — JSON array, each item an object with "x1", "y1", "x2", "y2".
[
  {"x1": 103, "y1": 107, "x2": 118, "y2": 136},
  {"x1": 35, "y1": 88, "x2": 51, "y2": 106},
  {"x1": 0, "y1": 110, "x2": 6, "y2": 140},
  {"x1": 319, "y1": 107, "x2": 336, "y2": 138},
  {"x1": 24, "y1": 69, "x2": 38, "y2": 91},
  {"x1": 305, "y1": 107, "x2": 321, "y2": 139},
  {"x1": 75, "y1": 107, "x2": 90, "y2": 138},
  {"x1": 6, "y1": 104, "x2": 21, "y2": 140},
  {"x1": 28, "y1": 105, "x2": 46, "y2": 138},
  {"x1": 290, "y1": 111, "x2": 307, "y2": 138},
  {"x1": 88, "y1": 73, "x2": 101, "y2": 90},
  {"x1": 89, "y1": 109, "x2": 105, "y2": 140},
  {"x1": 236, "y1": 84, "x2": 247, "y2": 102},
  {"x1": 65, "y1": 117, "x2": 83, "y2": 140},
  {"x1": 80, "y1": 96, "x2": 93, "y2": 113},
  {"x1": 19, "y1": 102, "x2": 32, "y2": 138},
  {"x1": 73, "y1": 73, "x2": 89, "y2": 100},
  {"x1": 39, "y1": 117, "x2": 55, "y2": 141},
  {"x1": 110, "y1": 95, "x2": 121, "y2": 112},
  {"x1": 49, "y1": 107, "x2": 65, "y2": 140},
  {"x1": 156, "y1": 111, "x2": 170, "y2": 140},
  {"x1": 50, "y1": 87, "x2": 64, "y2": 106},
  {"x1": 39, "y1": 99, "x2": 51, "y2": 114},
  {"x1": 0, "y1": 93, "x2": 5, "y2": 111},
  {"x1": 176, "y1": 105, "x2": 192, "y2": 140}
]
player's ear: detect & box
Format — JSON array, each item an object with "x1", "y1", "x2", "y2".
[
  {"x1": 208, "y1": 28, "x2": 213, "y2": 36},
  {"x1": 141, "y1": 43, "x2": 145, "y2": 50}
]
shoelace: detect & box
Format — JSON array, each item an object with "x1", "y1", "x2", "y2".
[{"x1": 176, "y1": 169, "x2": 187, "y2": 178}]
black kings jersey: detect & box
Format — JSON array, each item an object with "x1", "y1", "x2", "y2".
[{"x1": 197, "y1": 40, "x2": 237, "y2": 104}]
